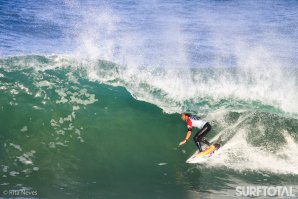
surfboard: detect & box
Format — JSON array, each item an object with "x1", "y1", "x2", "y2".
[{"x1": 186, "y1": 143, "x2": 220, "y2": 164}]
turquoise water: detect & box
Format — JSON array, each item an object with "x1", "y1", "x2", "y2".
[{"x1": 0, "y1": 56, "x2": 298, "y2": 198}]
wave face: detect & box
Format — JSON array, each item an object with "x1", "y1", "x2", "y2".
[{"x1": 1, "y1": 0, "x2": 298, "y2": 198}]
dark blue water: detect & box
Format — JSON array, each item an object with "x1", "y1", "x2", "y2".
[{"x1": 1, "y1": 0, "x2": 298, "y2": 67}]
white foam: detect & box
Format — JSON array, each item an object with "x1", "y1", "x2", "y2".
[
  {"x1": 55, "y1": 88, "x2": 68, "y2": 104},
  {"x1": 74, "y1": 129, "x2": 80, "y2": 136},
  {"x1": 10, "y1": 89, "x2": 18, "y2": 95},
  {"x1": 55, "y1": 130, "x2": 65, "y2": 135},
  {"x1": 276, "y1": 131, "x2": 298, "y2": 163},
  {"x1": 49, "y1": 142, "x2": 56, "y2": 148},
  {"x1": 50, "y1": 119, "x2": 59, "y2": 127},
  {"x1": 16, "y1": 83, "x2": 31, "y2": 95},
  {"x1": 77, "y1": 137, "x2": 84, "y2": 143},
  {"x1": 21, "y1": 169, "x2": 30, "y2": 174},
  {"x1": 9, "y1": 143, "x2": 22, "y2": 151},
  {"x1": 73, "y1": 106, "x2": 80, "y2": 111},
  {"x1": 35, "y1": 80, "x2": 53, "y2": 88},
  {"x1": 71, "y1": 111, "x2": 76, "y2": 119},
  {"x1": 17, "y1": 151, "x2": 35, "y2": 165},
  {"x1": 33, "y1": 167, "x2": 39, "y2": 171},
  {"x1": 20, "y1": 126, "x2": 28, "y2": 132},
  {"x1": 69, "y1": 89, "x2": 98, "y2": 105},
  {"x1": 2, "y1": 165, "x2": 8, "y2": 173},
  {"x1": 33, "y1": 105, "x2": 43, "y2": 109},
  {"x1": 67, "y1": 123, "x2": 74, "y2": 130},
  {"x1": 55, "y1": 88, "x2": 98, "y2": 106},
  {"x1": 0, "y1": 86, "x2": 7, "y2": 90},
  {"x1": 9, "y1": 171, "x2": 19, "y2": 177},
  {"x1": 55, "y1": 142, "x2": 68, "y2": 147},
  {"x1": 63, "y1": 114, "x2": 72, "y2": 122},
  {"x1": 34, "y1": 90, "x2": 42, "y2": 98},
  {"x1": 95, "y1": 63, "x2": 298, "y2": 114},
  {"x1": 66, "y1": 72, "x2": 79, "y2": 84},
  {"x1": 208, "y1": 129, "x2": 298, "y2": 174},
  {"x1": 157, "y1": 163, "x2": 168, "y2": 166}
]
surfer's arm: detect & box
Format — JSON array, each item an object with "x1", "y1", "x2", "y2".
[
  {"x1": 184, "y1": 130, "x2": 191, "y2": 141},
  {"x1": 180, "y1": 119, "x2": 192, "y2": 146},
  {"x1": 179, "y1": 130, "x2": 191, "y2": 145}
]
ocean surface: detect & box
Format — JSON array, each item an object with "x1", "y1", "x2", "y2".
[{"x1": 1, "y1": 0, "x2": 298, "y2": 198}]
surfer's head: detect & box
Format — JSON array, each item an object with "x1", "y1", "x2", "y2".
[{"x1": 181, "y1": 113, "x2": 190, "y2": 121}]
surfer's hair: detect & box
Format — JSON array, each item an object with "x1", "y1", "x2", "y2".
[{"x1": 182, "y1": 113, "x2": 191, "y2": 117}]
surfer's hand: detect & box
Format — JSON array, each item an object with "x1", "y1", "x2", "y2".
[{"x1": 179, "y1": 140, "x2": 187, "y2": 146}]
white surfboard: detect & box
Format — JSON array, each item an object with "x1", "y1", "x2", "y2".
[{"x1": 186, "y1": 144, "x2": 220, "y2": 164}]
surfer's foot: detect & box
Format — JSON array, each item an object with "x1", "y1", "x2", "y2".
[
  {"x1": 203, "y1": 138, "x2": 211, "y2": 146},
  {"x1": 214, "y1": 143, "x2": 220, "y2": 149}
]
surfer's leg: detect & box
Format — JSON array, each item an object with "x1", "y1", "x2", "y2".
[
  {"x1": 193, "y1": 130, "x2": 204, "y2": 152},
  {"x1": 196, "y1": 123, "x2": 212, "y2": 147},
  {"x1": 202, "y1": 138, "x2": 211, "y2": 146},
  {"x1": 194, "y1": 140, "x2": 202, "y2": 152}
]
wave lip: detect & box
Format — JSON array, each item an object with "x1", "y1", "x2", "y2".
[{"x1": 1, "y1": 55, "x2": 297, "y2": 116}]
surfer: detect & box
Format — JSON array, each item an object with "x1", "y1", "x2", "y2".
[{"x1": 179, "y1": 113, "x2": 211, "y2": 152}]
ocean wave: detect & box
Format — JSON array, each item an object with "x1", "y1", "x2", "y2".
[{"x1": 1, "y1": 55, "x2": 297, "y2": 116}]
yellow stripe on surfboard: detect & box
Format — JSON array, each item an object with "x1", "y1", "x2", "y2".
[{"x1": 194, "y1": 145, "x2": 216, "y2": 157}]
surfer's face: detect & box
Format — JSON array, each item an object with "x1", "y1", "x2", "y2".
[{"x1": 181, "y1": 114, "x2": 188, "y2": 121}]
